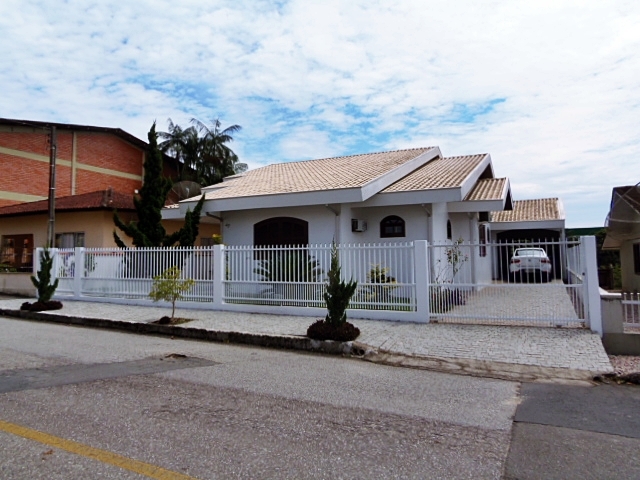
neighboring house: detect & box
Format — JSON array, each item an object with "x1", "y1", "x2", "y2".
[
  {"x1": 165, "y1": 147, "x2": 517, "y2": 252},
  {"x1": 0, "y1": 117, "x2": 181, "y2": 208},
  {"x1": 0, "y1": 189, "x2": 220, "y2": 273},
  {"x1": 603, "y1": 185, "x2": 640, "y2": 291},
  {"x1": 0, "y1": 118, "x2": 219, "y2": 276}
]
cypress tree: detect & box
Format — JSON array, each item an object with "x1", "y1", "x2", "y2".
[{"x1": 114, "y1": 123, "x2": 205, "y2": 248}]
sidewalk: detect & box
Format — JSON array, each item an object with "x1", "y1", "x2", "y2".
[{"x1": 0, "y1": 297, "x2": 613, "y2": 382}]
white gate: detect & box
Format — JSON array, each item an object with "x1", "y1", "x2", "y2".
[{"x1": 428, "y1": 239, "x2": 587, "y2": 327}]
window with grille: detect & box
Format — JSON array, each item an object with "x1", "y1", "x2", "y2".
[
  {"x1": 380, "y1": 215, "x2": 405, "y2": 238},
  {"x1": 0, "y1": 234, "x2": 34, "y2": 272}
]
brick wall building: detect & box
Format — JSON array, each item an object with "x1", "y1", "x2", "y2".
[
  {"x1": 0, "y1": 118, "x2": 212, "y2": 274},
  {"x1": 0, "y1": 118, "x2": 175, "y2": 207}
]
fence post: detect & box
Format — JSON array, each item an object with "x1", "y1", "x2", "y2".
[
  {"x1": 414, "y1": 240, "x2": 430, "y2": 323},
  {"x1": 213, "y1": 244, "x2": 224, "y2": 307},
  {"x1": 74, "y1": 247, "x2": 84, "y2": 299},
  {"x1": 33, "y1": 247, "x2": 42, "y2": 275},
  {"x1": 581, "y1": 236, "x2": 602, "y2": 336}
]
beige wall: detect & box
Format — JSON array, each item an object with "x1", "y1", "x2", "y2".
[
  {"x1": 0, "y1": 273, "x2": 34, "y2": 296},
  {"x1": 1, "y1": 212, "x2": 219, "y2": 250},
  {"x1": 163, "y1": 219, "x2": 221, "y2": 246},
  {"x1": 620, "y1": 241, "x2": 640, "y2": 291},
  {"x1": 0, "y1": 211, "x2": 138, "y2": 249}
]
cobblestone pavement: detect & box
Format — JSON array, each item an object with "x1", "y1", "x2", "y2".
[
  {"x1": 0, "y1": 297, "x2": 613, "y2": 377},
  {"x1": 436, "y1": 280, "x2": 582, "y2": 326}
]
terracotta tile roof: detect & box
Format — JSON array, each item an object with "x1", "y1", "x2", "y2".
[
  {"x1": 381, "y1": 154, "x2": 487, "y2": 192},
  {"x1": 0, "y1": 189, "x2": 135, "y2": 217},
  {"x1": 465, "y1": 178, "x2": 507, "y2": 201},
  {"x1": 491, "y1": 198, "x2": 562, "y2": 222},
  {"x1": 202, "y1": 148, "x2": 435, "y2": 200}
]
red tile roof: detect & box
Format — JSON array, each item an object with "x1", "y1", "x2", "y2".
[{"x1": 0, "y1": 189, "x2": 136, "y2": 217}]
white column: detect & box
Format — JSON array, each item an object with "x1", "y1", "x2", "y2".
[
  {"x1": 213, "y1": 245, "x2": 224, "y2": 307},
  {"x1": 414, "y1": 240, "x2": 430, "y2": 323},
  {"x1": 74, "y1": 247, "x2": 84, "y2": 299},
  {"x1": 430, "y1": 203, "x2": 448, "y2": 243},
  {"x1": 581, "y1": 236, "x2": 602, "y2": 336}
]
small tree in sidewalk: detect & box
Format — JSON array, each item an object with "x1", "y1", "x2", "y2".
[
  {"x1": 149, "y1": 266, "x2": 195, "y2": 324},
  {"x1": 307, "y1": 242, "x2": 360, "y2": 341},
  {"x1": 21, "y1": 248, "x2": 62, "y2": 311}
]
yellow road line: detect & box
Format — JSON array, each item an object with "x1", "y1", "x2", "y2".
[{"x1": 0, "y1": 419, "x2": 198, "y2": 480}]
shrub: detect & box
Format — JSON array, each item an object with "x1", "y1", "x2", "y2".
[
  {"x1": 31, "y1": 249, "x2": 59, "y2": 303},
  {"x1": 149, "y1": 266, "x2": 195, "y2": 321},
  {"x1": 307, "y1": 243, "x2": 360, "y2": 342}
]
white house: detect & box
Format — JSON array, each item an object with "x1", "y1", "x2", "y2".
[{"x1": 164, "y1": 147, "x2": 514, "y2": 250}]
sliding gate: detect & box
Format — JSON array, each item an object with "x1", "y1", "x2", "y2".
[{"x1": 428, "y1": 239, "x2": 587, "y2": 327}]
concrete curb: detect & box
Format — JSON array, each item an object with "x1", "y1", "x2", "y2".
[
  {"x1": 0, "y1": 309, "x2": 352, "y2": 356},
  {"x1": 351, "y1": 342, "x2": 605, "y2": 383},
  {"x1": 0, "y1": 308, "x2": 607, "y2": 383}
]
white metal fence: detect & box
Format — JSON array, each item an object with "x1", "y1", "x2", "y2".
[
  {"x1": 36, "y1": 236, "x2": 601, "y2": 330},
  {"x1": 622, "y1": 291, "x2": 640, "y2": 327},
  {"x1": 53, "y1": 247, "x2": 215, "y2": 302},
  {"x1": 427, "y1": 238, "x2": 588, "y2": 326},
  {"x1": 223, "y1": 243, "x2": 416, "y2": 311}
]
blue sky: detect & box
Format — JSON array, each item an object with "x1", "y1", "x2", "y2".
[{"x1": 1, "y1": 0, "x2": 639, "y2": 227}]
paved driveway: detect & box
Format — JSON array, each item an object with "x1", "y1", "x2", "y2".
[{"x1": 433, "y1": 280, "x2": 584, "y2": 327}]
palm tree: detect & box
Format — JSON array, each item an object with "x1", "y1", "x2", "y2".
[
  {"x1": 158, "y1": 119, "x2": 200, "y2": 181},
  {"x1": 160, "y1": 118, "x2": 244, "y2": 186},
  {"x1": 190, "y1": 118, "x2": 243, "y2": 186}
]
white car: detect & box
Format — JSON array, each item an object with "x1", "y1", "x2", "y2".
[{"x1": 509, "y1": 247, "x2": 552, "y2": 281}]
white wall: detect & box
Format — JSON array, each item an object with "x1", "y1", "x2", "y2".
[
  {"x1": 221, "y1": 205, "x2": 338, "y2": 246},
  {"x1": 348, "y1": 204, "x2": 429, "y2": 244}
]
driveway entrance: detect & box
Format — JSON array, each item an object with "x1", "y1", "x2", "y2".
[{"x1": 428, "y1": 239, "x2": 588, "y2": 327}]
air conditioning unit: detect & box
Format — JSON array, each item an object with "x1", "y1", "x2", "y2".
[{"x1": 351, "y1": 219, "x2": 367, "y2": 232}]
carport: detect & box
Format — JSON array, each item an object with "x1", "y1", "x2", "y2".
[{"x1": 489, "y1": 198, "x2": 566, "y2": 281}]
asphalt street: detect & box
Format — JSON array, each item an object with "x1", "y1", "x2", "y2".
[
  {"x1": 1, "y1": 316, "x2": 638, "y2": 479},
  {"x1": 0, "y1": 317, "x2": 516, "y2": 479}
]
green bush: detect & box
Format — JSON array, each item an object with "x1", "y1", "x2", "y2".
[
  {"x1": 31, "y1": 249, "x2": 59, "y2": 303},
  {"x1": 149, "y1": 266, "x2": 195, "y2": 321}
]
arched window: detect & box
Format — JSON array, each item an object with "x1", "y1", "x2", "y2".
[
  {"x1": 447, "y1": 220, "x2": 452, "y2": 240},
  {"x1": 254, "y1": 217, "x2": 309, "y2": 246},
  {"x1": 380, "y1": 215, "x2": 405, "y2": 238}
]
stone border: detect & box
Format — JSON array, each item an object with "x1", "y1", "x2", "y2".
[{"x1": 0, "y1": 309, "x2": 352, "y2": 356}]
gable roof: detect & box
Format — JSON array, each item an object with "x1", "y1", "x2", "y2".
[
  {"x1": 187, "y1": 147, "x2": 441, "y2": 212},
  {"x1": 465, "y1": 178, "x2": 509, "y2": 201},
  {"x1": 489, "y1": 198, "x2": 564, "y2": 231},
  {"x1": 381, "y1": 154, "x2": 488, "y2": 192},
  {"x1": 203, "y1": 147, "x2": 437, "y2": 198},
  {"x1": 0, "y1": 189, "x2": 135, "y2": 218},
  {"x1": 168, "y1": 146, "x2": 514, "y2": 217},
  {"x1": 603, "y1": 185, "x2": 640, "y2": 249}
]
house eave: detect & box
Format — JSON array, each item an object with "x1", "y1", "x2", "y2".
[
  {"x1": 362, "y1": 187, "x2": 462, "y2": 207},
  {"x1": 489, "y1": 219, "x2": 565, "y2": 231}
]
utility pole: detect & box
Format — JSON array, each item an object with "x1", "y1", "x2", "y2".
[{"x1": 46, "y1": 126, "x2": 57, "y2": 248}]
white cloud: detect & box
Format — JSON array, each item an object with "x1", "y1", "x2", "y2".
[{"x1": 1, "y1": 0, "x2": 638, "y2": 226}]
